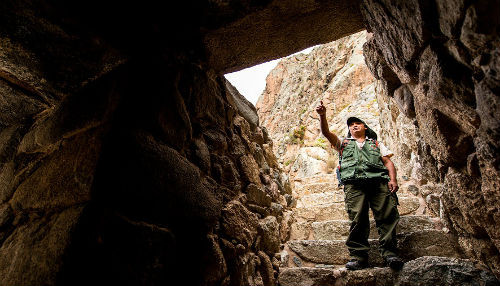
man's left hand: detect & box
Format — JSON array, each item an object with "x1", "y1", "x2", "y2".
[{"x1": 388, "y1": 180, "x2": 399, "y2": 193}]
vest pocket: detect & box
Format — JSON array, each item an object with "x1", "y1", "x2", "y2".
[
  {"x1": 339, "y1": 160, "x2": 356, "y2": 181},
  {"x1": 365, "y1": 161, "x2": 387, "y2": 170}
]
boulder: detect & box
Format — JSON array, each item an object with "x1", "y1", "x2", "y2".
[
  {"x1": 258, "y1": 216, "x2": 280, "y2": 255},
  {"x1": 222, "y1": 201, "x2": 259, "y2": 248},
  {"x1": 397, "y1": 256, "x2": 500, "y2": 286}
]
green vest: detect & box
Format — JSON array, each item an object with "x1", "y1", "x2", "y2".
[{"x1": 339, "y1": 139, "x2": 390, "y2": 182}]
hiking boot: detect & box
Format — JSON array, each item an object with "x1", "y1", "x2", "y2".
[
  {"x1": 345, "y1": 259, "x2": 368, "y2": 270},
  {"x1": 384, "y1": 255, "x2": 404, "y2": 270}
]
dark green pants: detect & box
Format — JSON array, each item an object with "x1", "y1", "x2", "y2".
[{"x1": 343, "y1": 179, "x2": 400, "y2": 262}]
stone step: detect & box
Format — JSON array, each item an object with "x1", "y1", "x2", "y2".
[
  {"x1": 291, "y1": 215, "x2": 440, "y2": 240},
  {"x1": 293, "y1": 175, "x2": 337, "y2": 186},
  {"x1": 294, "y1": 201, "x2": 348, "y2": 221},
  {"x1": 295, "y1": 190, "x2": 345, "y2": 208},
  {"x1": 294, "y1": 182, "x2": 341, "y2": 196},
  {"x1": 294, "y1": 178, "x2": 419, "y2": 197},
  {"x1": 293, "y1": 195, "x2": 420, "y2": 222},
  {"x1": 286, "y1": 230, "x2": 463, "y2": 267},
  {"x1": 278, "y1": 256, "x2": 499, "y2": 286},
  {"x1": 278, "y1": 266, "x2": 395, "y2": 286}
]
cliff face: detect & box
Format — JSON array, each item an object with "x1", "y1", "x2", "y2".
[
  {"x1": 361, "y1": 0, "x2": 500, "y2": 277},
  {"x1": 256, "y1": 31, "x2": 381, "y2": 181}
]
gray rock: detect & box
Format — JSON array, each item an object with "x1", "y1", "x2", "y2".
[
  {"x1": 270, "y1": 202, "x2": 283, "y2": 217},
  {"x1": 407, "y1": 185, "x2": 419, "y2": 196},
  {"x1": 280, "y1": 250, "x2": 290, "y2": 267},
  {"x1": 426, "y1": 194, "x2": 441, "y2": 217},
  {"x1": 396, "y1": 256, "x2": 500, "y2": 286},
  {"x1": 225, "y1": 80, "x2": 259, "y2": 129},
  {"x1": 313, "y1": 215, "x2": 437, "y2": 240},
  {"x1": 205, "y1": 0, "x2": 364, "y2": 73},
  {"x1": 293, "y1": 256, "x2": 302, "y2": 267}
]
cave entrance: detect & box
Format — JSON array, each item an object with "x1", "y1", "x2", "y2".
[{"x1": 223, "y1": 30, "x2": 439, "y2": 270}]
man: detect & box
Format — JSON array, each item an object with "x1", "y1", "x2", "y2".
[{"x1": 315, "y1": 100, "x2": 404, "y2": 270}]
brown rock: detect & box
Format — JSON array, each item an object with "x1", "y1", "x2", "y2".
[
  {"x1": 222, "y1": 201, "x2": 259, "y2": 248},
  {"x1": 205, "y1": 0, "x2": 364, "y2": 73},
  {"x1": 436, "y1": 0, "x2": 468, "y2": 39},
  {"x1": 12, "y1": 128, "x2": 105, "y2": 211},
  {"x1": 393, "y1": 85, "x2": 416, "y2": 119},
  {"x1": 361, "y1": 0, "x2": 432, "y2": 83},
  {"x1": 0, "y1": 206, "x2": 84, "y2": 286},
  {"x1": 460, "y1": 0, "x2": 500, "y2": 54},
  {"x1": 190, "y1": 138, "x2": 211, "y2": 173},
  {"x1": 415, "y1": 45, "x2": 478, "y2": 137},
  {"x1": 0, "y1": 203, "x2": 13, "y2": 227},
  {"x1": 0, "y1": 162, "x2": 15, "y2": 203},
  {"x1": 278, "y1": 267, "x2": 340, "y2": 286},
  {"x1": 203, "y1": 235, "x2": 227, "y2": 285},
  {"x1": 280, "y1": 210, "x2": 294, "y2": 243},
  {"x1": 239, "y1": 154, "x2": 262, "y2": 186},
  {"x1": 257, "y1": 251, "x2": 275, "y2": 286},
  {"x1": 258, "y1": 216, "x2": 280, "y2": 255},
  {"x1": 0, "y1": 79, "x2": 47, "y2": 127}
]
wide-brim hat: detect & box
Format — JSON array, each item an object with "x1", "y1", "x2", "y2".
[{"x1": 346, "y1": 116, "x2": 378, "y2": 140}]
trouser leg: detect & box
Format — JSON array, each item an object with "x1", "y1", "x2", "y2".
[
  {"x1": 344, "y1": 183, "x2": 370, "y2": 261},
  {"x1": 369, "y1": 181, "x2": 400, "y2": 258}
]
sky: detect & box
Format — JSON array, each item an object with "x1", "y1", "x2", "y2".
[{"x1": 224, "y1": 46, "x2": 317, "y2": 105}]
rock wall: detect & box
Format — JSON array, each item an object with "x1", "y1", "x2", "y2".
[
  {"x1": 361, "y1": 0, "x2": 500, "y2": 277},
  {"x1": 0, "y1": 1, "x2": 290, "y2": 285}
]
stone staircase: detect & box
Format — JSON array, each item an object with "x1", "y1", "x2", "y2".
[{"x1": 278, "y1": 175, "x2": 477, "y2": 286}]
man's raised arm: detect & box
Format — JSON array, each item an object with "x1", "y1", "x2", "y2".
[{"x1": 316, "y1": 101, "x2": 341, "y2": 152}]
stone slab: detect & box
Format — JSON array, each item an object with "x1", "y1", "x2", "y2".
[
  {"x1": 278, "y1": 267, "x2": 341, "y2": 286},
  {"x1": 294, "y1": 182, "x2": 341, "y2": 196},
  {"x1": 312, "y1": 215, "x2": 438, "y2": 240},
  {"x1": 279, "y1": 257, "x2": 499, "y2": 286},
  {"x1": 287, "y1": 230, "x2": 463, "y2": 266},
  {"x1": 296, "y1": 191, "x2": 345, "y2": 208},
  {"x1": 294, "y1": 202, "x2": 349, "y2": 221},
  {"x1": 293, "y1": 196, "x2": 420, "y2": 222},
  {"x1": 278, "y1": 266, "x2": 396, "y2": 286}
]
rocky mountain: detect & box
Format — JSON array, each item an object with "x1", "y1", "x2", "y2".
[{"x1": 256, "y1": 31, "x2": 381, "y2": 182}]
